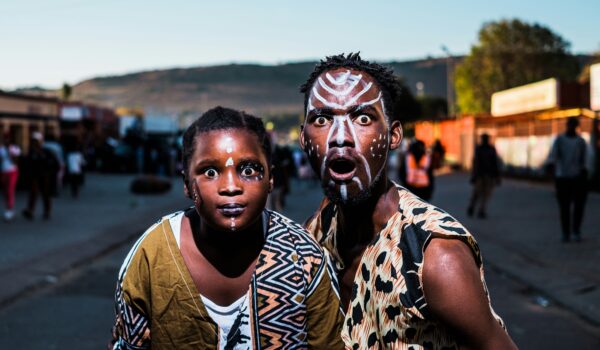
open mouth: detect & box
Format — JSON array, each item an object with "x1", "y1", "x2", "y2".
[
  {"x1": 218, "y1": 203, "x2": 246, "y2": 217},
  {"x1": 328, "y1": 158, "x2": 356, "y2": 181}
]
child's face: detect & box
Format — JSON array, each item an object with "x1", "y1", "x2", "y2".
[{"x1": 187, "y1": 129, "x2": 272, "y2": 232}]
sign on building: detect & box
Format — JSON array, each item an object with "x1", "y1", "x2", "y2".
[
  {"x1": 591, "y1": 63, "x2": 600, "y2": 111},
  {"x1": 491, "y1": 78, "x2": 559, "y2": 117}
]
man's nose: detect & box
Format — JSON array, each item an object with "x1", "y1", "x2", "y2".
[{"x1": 329, "y1": 116, "x2": 355, "y2": 148}]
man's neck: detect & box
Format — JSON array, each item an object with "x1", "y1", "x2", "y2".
[{"x1": 335, "y1": 177, "x2": 398, "y2": 257}]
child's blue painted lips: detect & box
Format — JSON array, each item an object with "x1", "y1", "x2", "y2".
[{"x1": 218, "y1": 203, "x2": 246, "y2": 217}]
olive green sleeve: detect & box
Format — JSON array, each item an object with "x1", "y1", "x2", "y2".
[{"x1": 306, "y1": 270, "x2": 345, "y2": 349}]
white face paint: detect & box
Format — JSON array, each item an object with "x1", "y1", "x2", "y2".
[
  {"x1": 306, "y1": 69, "x2": 387, "y2": 189},
  {"x1": 220, "y1": 137, "x2": 235, "y2": 168}
]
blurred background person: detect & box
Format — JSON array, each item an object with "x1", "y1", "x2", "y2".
[
  {"x1": 401, "y1": 139, "x2": 434, "y2": 201},
  {"x1": 43, "y1": 133, "x2": 65, "y2": 197},
  {"x1": 0, "y1": 133, "x2": 21, "y2": 221},
  {"x1": 66, "y1": 143, "x2": 86, "y2": 198},
  {"x1": 467, "y1": 133, "x2": 501, "y2": 219},
  {"x1": 430, "y1": 139, "x2": 446, "y2": 171},
  {"x1": 546, "y1": 117, "x2": 589, "y2": 242},
  {"x1": 22, "y1": 132, "x2": 60, "y2": 220}
]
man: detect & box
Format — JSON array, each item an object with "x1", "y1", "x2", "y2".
[
  {"x1": 22, "y1": 132, "x2": 59, "y2": 220},
  {"x1": 300, "y1": 53, "x2": 516, "y2": 349},
  {"x1": 467, "y1": 133, "x2": 501, "y2": 219},
  {"x1": 546, "y1": 117, "x2": 588, "y2": 242}
]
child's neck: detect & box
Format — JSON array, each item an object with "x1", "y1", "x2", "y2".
[{"x1": 193, "y1": 213, "x2": 265, "y2": 278}]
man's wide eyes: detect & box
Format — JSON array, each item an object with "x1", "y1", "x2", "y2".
[
  {"x1": 355, "y1": 114, "x2": 372, "y2": 125},
  {"x1": 314, "y1": 116, "x2": 329, "y2": 126}
]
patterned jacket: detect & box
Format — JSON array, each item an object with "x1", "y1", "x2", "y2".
[{"x1": 111, "y1": 210, "x2": 344, "y2": 349}]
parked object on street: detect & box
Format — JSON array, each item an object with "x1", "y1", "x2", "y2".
[
  {"x1": 129, "y1": 175, "x2": 172, "y2": 194},
  {"x1": 468, "y1": 133, "x2": 501, "y2": 219},
  {"x1": 546, "y1": 117, "x2": 589, "y2": 243}
]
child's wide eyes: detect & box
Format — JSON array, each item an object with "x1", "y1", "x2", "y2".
[
  {"x1": 241, "y1": 167, "x2": 257, "y2": 177},
  {"x1": 203, "y1": 168, "x2": 218, "y2": 178}
]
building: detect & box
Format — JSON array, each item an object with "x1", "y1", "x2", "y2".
[
  {"x1": 0, "y1": 91, "x2": 60, "y2": 152},
  {"x1": 414, "y1": 78, "x2": 600, "y2": 185}
]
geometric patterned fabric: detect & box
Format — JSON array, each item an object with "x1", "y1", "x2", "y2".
[{"x1": 110, "y1": 209, "x2": 344, "y2": 349}]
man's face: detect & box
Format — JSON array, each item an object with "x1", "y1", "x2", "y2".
[{"x1": 300, "y1": 68, "x2": 401, "y2": 204}]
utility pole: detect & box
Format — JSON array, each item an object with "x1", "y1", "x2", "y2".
[{"x1": 441, "y1": 45, "x2": 454, "y2": 117}]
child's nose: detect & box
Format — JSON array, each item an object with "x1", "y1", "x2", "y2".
[{"x1": 219, "y1": 169, "x2": 242, "y2": 196}]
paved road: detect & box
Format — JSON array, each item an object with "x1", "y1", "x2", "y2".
[{"x1": 1, "y1": 175, "x2": 599, "y2": 349}]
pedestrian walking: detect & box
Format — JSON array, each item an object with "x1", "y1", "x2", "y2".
[
  {"x1": 430, "y1": 139, "x2": 446, "y2": 171},
  {"x1": 468, "y1": 133, "x2": 501, "y2": 219},
  {"x1": 0, "y1": 133, "x2": 21, "y2": 221},
  {"x1": 402, "y1": 139, "x2": 434, "y2": 200},
  {"x1": 546, "y1": 117, "x2": 589, "y2": 242},
  {"x1": 22, "y1": 132, "x2": 59, "y2": 220},
  {"x1": 43, "y1": 133, "x2": 65, "y2": 196},
  {"x1": 66, "y1": 144, "x2": 86, "y2": 198}
]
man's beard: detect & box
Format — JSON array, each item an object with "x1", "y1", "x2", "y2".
[{"x1": 323, "y1": 169, "x2": 384, "y2": 206}]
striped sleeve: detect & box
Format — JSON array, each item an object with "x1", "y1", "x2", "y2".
[{"x1": 109, "y1": 223, "x2": 158, "y2": 349}]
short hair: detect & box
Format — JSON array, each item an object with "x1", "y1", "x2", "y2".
[
  {"x1": 300, "y1": 52, "x2": 403, "y2": 121},
  {"x1": 567, "y1": 117, "x2": 579, "y2": 128},
  {"x1": 182, "y1": 106, "x2": 272, "y2": 183}
]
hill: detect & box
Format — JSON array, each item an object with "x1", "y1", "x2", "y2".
[{"x1": 71, "y1": 57, "x2": 455, "y2": 116}]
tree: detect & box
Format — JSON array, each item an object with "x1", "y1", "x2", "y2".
[
  {"x1": 455, "y1": 19, "x2": 580, "y2": 113},
  {"x1": 578, "y1": 50, "x2": 600, "y2": 83},
  {"x1": 61, "y1": 83, "x2": 72, "y2": 101}
]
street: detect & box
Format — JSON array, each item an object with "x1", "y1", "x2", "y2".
[{"x1": 0, "y1": 174, "x2": 599, "y2": 349}]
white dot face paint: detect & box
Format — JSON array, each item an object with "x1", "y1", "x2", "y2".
[
  {"x1": 225, "y1": 157, "x2": 234, "y2": 167},
  {"x1": 303, "y1": 67, "x2": 392, "y2": 203}
]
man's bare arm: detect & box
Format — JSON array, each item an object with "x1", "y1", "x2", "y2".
[{"x1": 423, "y1": 238, "x2": 517, "y2": 350}]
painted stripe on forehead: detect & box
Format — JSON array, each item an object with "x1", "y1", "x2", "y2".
[
  {"x1": 311, "y1": 82, "x2": 374, "y2": 110},
  {"x1": 325, "y1": 70, "x2": 355, "y2": 85},
  {"x1": 317, "y1": 75, "x2": 362, "y2": 97}
]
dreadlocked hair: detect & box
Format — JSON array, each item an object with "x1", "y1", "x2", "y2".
[
  {"x1": 182, "y1": 106, "x2": 272, "y2": 184},
  {"x1": 300, "y1": 52, "x2": 403, "y2": 121}
]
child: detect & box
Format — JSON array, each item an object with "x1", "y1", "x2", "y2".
[{"x1": 110, "y1": 107, "x2": 344, "y2": 349}]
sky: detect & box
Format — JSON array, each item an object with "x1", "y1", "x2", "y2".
[{"x1": 1, "y1": 0, "x2": 599, "y2": 89}]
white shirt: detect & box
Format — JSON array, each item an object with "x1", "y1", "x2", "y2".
[
  {"x1": 67, "y1": 152, "x2": 85, "y2": 174},
  {"x1": 168, "y1": 211, "x2": 252, "y2": 350},
  {"x1": 0, "y1": 145, "x2": 20, "y2": 173}
]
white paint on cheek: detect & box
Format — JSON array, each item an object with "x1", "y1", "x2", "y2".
[
  {"x1": 321, "y1": 155, "x2": 328, "y2": 179},
  {"x1": 225, "y1": 157, "x2": 234, "y2": 167},
  {"x1": 356, "y1": 153, "x2": 372, "y2": 184}
]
